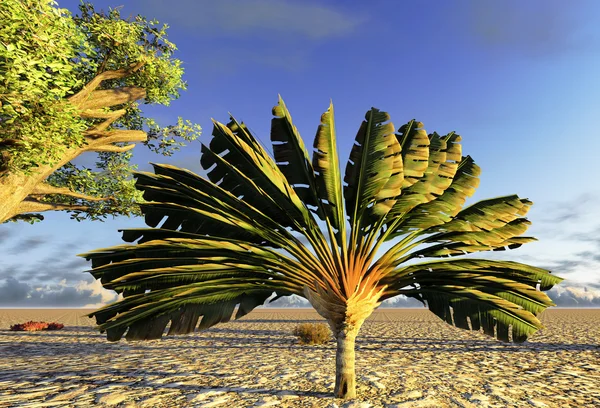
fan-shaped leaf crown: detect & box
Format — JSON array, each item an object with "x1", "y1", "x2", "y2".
[{"x1": 78, "y1": 97, "x2": 562, "y2": 343}]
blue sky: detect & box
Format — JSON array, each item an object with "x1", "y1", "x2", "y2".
[{"x1": 1, "y1": 0, "x2": 600, "y2": 308}]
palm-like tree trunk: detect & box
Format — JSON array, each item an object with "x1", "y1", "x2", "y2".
[
  {"x1": 305, "y1": 284, "x2": 378, "y2": 400},
  {"x1": 334, "y1": 324, "x2": 359, "y2": 399}
]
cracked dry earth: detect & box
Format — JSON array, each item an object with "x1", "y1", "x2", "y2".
[{"x1": 0, "y1": 309, "x2": 599, "y2": 408}]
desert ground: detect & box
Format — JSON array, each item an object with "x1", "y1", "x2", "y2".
[{"x1": 0, "y1": 308, "x2": 598, "y2": 408}]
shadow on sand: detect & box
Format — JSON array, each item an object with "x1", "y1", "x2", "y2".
[
  {"x1": 1, "y1": 327, "x2": 598, "y2": 358},
  {"x1": 0, "y1": 366, "x2": 335, "y2": 399}
]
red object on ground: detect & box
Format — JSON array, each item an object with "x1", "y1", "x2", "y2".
[{"x1": 10, "y1": 321, "x2": 64, "y2": 331}]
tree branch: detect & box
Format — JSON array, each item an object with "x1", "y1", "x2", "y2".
[
  {"x1": 91, "y1": 144, "x2": 136, "y2": 153},
  {"x1": 84, "y1": 129, "x2": 147, "y2": 142},
  {"x1": 30, "y1": 183, "x2": 116, "y2": 202},
  {"x1": 79, "y1": 109, "x2": 126, "y2": 119},
  {"x1": 80, "y1": 108, "x2": 127, "y2": 132},
  {"x1": 68, "y1": 61, "x2": 145, "y2": 108},
  {"x1": 96, "y1": 48, "x2": 113, "y2": 76},
  {"x1": 77, "y1": 86, "x2": 146, "y2": 111},
  {"x1": 0, "y1": 150, "x2": 10, "y2": 178},
  {"x1": 16, "y1": 198, "x2": 92, "y2": 214}
]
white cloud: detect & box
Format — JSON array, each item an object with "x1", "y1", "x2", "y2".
[
  {"x1": 561, "y1": 286, "x2": 600, "y2": 302},
  {"x1": 460, "y1": 0, "x2": 591, "y2": 58},
  {"x1": 140, "y1": 0, "x2": 365, "y2": 39},
  {"x1": 0, "y1": 277, "x2": 119, "y2": 308},
  {"x1": 77, "y1": 279, "x2": 123, "y2": 309},
  {"x1": 547, "y1": 284, "x2": 600, "y2": 307}
]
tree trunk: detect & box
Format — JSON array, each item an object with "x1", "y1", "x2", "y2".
[{"x1": 334, "y1": 325, "x2": 359, "y2": 399}]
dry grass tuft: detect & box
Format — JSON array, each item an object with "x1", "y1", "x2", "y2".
[{"x1": 292, "y1": 322, "x2": 331, "y2": 345}]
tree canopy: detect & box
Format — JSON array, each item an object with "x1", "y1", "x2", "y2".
[
  {"x1": 0, "y1": 0, "x2": 201, "y2": 224},
  {"x1": 79, "y1": 97, "x2": 563, "y2": 399}
]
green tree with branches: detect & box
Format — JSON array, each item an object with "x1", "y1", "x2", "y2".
[
  {"x1": 79, "y1": 96, "x2": 563, "y2": 399},
  {"x1": 0, "y1": 0, "x2": 200, "y2": 224}
]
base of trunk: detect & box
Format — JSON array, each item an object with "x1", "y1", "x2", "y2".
[
  {"x1": 335, "y1": 372, "x2": 356, "y2": 399},
  {"x1": 334, "y1": 326, "x2": 358, "y2": 399}
]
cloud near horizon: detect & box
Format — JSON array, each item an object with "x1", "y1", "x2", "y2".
[
  {"x1": 0, "y1": 277, "x2": 120, "y2": 308},
  {"x1": 1, "y1": 274, "x2": 598, "y2": 309},
  {"x1": 1, "y1": 188, "x2": 597, "y2": 309}
]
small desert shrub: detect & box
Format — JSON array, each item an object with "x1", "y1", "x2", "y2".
[
  {"x1": 10, "y1": 321, "x2": 64, "y2": 332},
  {"x1": 293, "y1": 323, "x2": 331, "y2": 345}
]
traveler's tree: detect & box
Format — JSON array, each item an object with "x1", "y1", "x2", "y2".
[
  {"x1": 79, "y1": 97, "x2": 563, "y2": 399},
  {"x1": 0, "y1": 0, "x2": 200, "y2": 224}
]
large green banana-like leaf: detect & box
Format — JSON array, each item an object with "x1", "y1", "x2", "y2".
[
  {"x1": 86, "y1": 281, "x2": 277, "y2": 341},
  {"x1": 270, "y1": 95, "x2": 321, "y2": 212},
  {"x1": 200, "y1": 119, "x2": 319, "y2": 237},
  {"x1": 431, "y1": 195, "x2": 532, "y2": 232},
  {"x1": 313, "y1": 101, "x2": 347, "y2": 247},
  {"x1": 84, "y1": 238, "x2": 309, "y2": 291},
  {"x1": 269, "y1": 97, "x2": 342, "y2": 274},
  {"x1": 398, "y1": 238, "x2": 536, "y2": 263},
  {"x1": 385, "y1": 155, "x2": 480, "y2": 238},
  {"x1": 130, "y1": 164, "x2": 293, "y2": 248},
  {"x1": 385, "y1": 130, "x2": 460, "y2": 227},
  {"x1": 344, "y1": 108, "x2": 402, "y2": 236},
  {"x1": 417, "y1": 287, "x2": 543, "y2": 342},
  {"x1": 384, "y1": 196, "x2": 536, "y2": 266},
  {"x1": 199, "y1": 118, "x2": 336, "y2": 277},
  {"x1": 78, "y1": 237, "x2": 310, "y2": 341},
  {"x1": 388, "y1": 270, "x2": 557, "y2": 315},
  {"x1": 198, "y1": 147, "x2": 293, "y2": 228},
  {"x1": 379, "y1": 258, "x2": 562, "y2": 342},
  {"x1": 396, "y1": 120, "x2": 430, "y2": 189},
  {"x1": 424, "y1": 218, "x2": 532, "y2": 246},
  {"x1": 384, "y1": 259, "x2": 562, "y2": 291}
]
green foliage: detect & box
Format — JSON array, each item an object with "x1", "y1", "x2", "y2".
[
  {"x1": 0, "y1": 0, "x2": 201, "y2": 223},
  {"x1": 44, "y1": 150, "x2": 146, "y2": 222},
  {"x1": 293, "y1": 323, "x2": 332, "y2": 345},
  {"x1": 0, "y1": 0, "x2": 90, "y2": 171},
  {"x1": 77, "y1": 98, "x2": 562, "y2": 346}
]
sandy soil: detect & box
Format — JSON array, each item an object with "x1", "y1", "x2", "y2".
[{"x1": 0, "y1": 308, "x2": 599, "y2": 408}]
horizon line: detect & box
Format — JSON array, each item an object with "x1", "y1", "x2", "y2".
[{"x1": 1, "y1": 306, "x2": 599, "y2": 310}]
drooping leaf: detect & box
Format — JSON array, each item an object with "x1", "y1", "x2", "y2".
[
  {"x1": 385, "y1": 258, "x2": 563, "y2": 291},
  {"x1": 86, "y1": 282, "x2": 275, "y2": 341},
  {"x1": 79, "y1": 236, "x2": 311, "y2": 294},
  {"x1": 417, "y1": 286, "x2": 546, "y2": 342}
]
